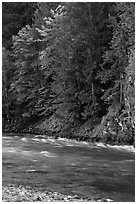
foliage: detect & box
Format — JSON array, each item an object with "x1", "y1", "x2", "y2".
[
  {"x1": 10, "y1": 4, "x2": 60, "y2": 129},
  {"x1": 2, "y1": 2, "x2": 37, "y2": 50},
  {"x1": 2, "y1": 48, "x2": 11, "y2": 127},
  {"x1": 2, "y1": 2, "x2": 135, "y2": 144},
  {"x1": 42, "y1": 3, "x2": 114, "y2": 129},
  {"x1": 97, "y1": 2, "x2": 135, "y2": 144}
]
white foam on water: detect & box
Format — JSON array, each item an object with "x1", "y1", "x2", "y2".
[
  {"x1": 3, "y1": 136, "x2": 13, "y2": 140},
  {"x1": 57, "y1": 138, "x2": 94, "y2": 148},
  {"x1": 45, "y1": 138, "x2": 63, "y2": 146},
  {"x1": 22, "y1": 150, "x2": 32, "y2": 155},
  {"x1": 95, "y1": 142, "x2": 135, "y2": 153},
  {"x1": 26, "y1": 169, "x2": 36, "y2": 172},
  {"x1": 81, "y1": 141, "x2": 88, "y2": 145},
  {"x1": 40, "y1": 135, "x2": 47, "y2": 138},
  {"x1": 41, "y1": 139, "x2": 47, "y2": 143},
  {"x1": 65, "y1": 143, "x2": 75, "y2": 147},
  {"x1": 79, "y1": 141, "x2": 98, "y2": 148},
  {"x1": 3, "y1": 147, "x2": 16, "y2": 153},
  {"x1": 32, "y1": 138, "x2": 40, "y2": 142},
  {"x1": 21, "y1": 137, "x2": 27, "y2": 142},
  {"x1": 124, "y1": 159, "x2": 134, "y2": 162},
  {"x1": 57, "y1": 138, "x2": 78, "y2": 146},
  {"x1": 48, "y1": 138, "x2": 55, "y2": 142},
  {"x1": 40, "y1": 151, "x2": 50, "y2": 154},
  {"x1": 44, "y1": 153, "x2": 56, "y2": 157},
  {"x1": 96, "y1": 143, "x2": 107, "y2": 148},
  {"x1": 106, "y1": 199, "x2": 114, "y2": 202},
  {"x1": 35, "y1": 135, "x2": 47, "y2": 138},
  {"x1": 40, "y1": 151, "x2": 56, "y2": 157},
  {"x1": 71, "y1": 163, "x2": 76, "y2": 166},
  {"x1": 107, "y1": 145, "x2": 135, "y2": 153},
  {"x1": 57, "y1": 138, "x2": 79, "y2": 146},
  {"x1": 58, "y1": 138, "x2": 66, "y2": 141},
  {"x1": 54, "y1": 144, "x2": 63, "y2": 147}
]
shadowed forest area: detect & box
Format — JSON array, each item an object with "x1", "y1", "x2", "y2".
[{"x1": 2, "y1": 2, "x2": 135, "y2": 145}]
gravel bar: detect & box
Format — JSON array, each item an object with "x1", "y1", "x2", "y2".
[{"x1": 2, "y1": 184, "x2": 113, "y2": 202}]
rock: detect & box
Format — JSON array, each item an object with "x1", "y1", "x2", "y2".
[
  {"x1": 94, "y1": 197, "x2": 104, "y2": 201},
  {"x1": 2, "y1": 185, "x2": 95, "y2": 202},
  {"x1": 106, "y1": 198, "x2": 114, "y2": 202},
  {"x1": 46, "y1": 198, "x2": 52, "y2": 201},
  {"x1": 67, "y1": 195, "x2": 72, "y2": 199},
  {"x1": 22, "y1": 187, "x2": 27, "y2": 193},
  {"x1": 63, "y1": 197, "x2": 69, "y2": 201},
  {"x1": 36, "y1": 195, "x2": 43, "y2": 201},
  {"x1": 18, "y1": 191, "x2": 26, "y2": 197}
]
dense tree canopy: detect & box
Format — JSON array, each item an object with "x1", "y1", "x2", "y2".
[
  {"x1": 2, "y1": 2, "x2": 135, "y2": 144},
  {"x1": 2, "y1": 2, "x2": 37, "y2": 49}
]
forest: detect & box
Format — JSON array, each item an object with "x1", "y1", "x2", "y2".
[{"x1": 2, "y1": 2, "x2": 135, "y2": 145}]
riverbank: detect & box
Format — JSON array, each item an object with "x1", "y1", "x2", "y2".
[
  {"x1": 2, "y1": 184, "x2": 113, "y2": 202},
  {"x1": 3, "y1": 114, "x2": 135, "y2": 146}
]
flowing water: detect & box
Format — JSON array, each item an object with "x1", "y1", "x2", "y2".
[{"x1": 2, "y1": 133, "x2": 135, "y2": 202}]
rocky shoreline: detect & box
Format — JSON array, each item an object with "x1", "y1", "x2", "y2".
[{"x1": 2, "y1": 184, "x2": 113, "y2": 202}]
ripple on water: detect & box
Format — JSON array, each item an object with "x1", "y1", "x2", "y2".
[
  {"x1": 54, "y1": 144, "x2": 63, "y2": 147},
  {"x1": 26, "y1": 169, "x2": 37, "y2": 172},
  {"x1": 56, "y1": 138, "x2": 94, "y2": 148},
  {"x1": 32, "y1": 138, "x2": 40, "y2": 142},
  {"x1": 65, "y1": 143, "x2": 75, "y2": 147},
  {"x1": 3, "y1": 136, "x2": 13, "y2": 140},
  {"x1": 3, "y1": 147, "x2": 17, "y2": 153},
  {"x1": 21, "y1": 150, "x2": 32, "y2": 155},
  {"x1": 40, "y1": 151, "x2": 56, "y2": 158}
]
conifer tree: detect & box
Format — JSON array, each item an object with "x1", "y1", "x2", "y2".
[
  {"x1": 2, "y1": 2, "x2": 37, "y2": 49},
  {"x1": 3, "y1": 2, "x2": 134, "y2": 143},
  {"x1": 98, "y1": 2, "x2": 135, "y2": 143}
]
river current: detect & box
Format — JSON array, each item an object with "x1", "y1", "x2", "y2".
[{"x1": 2, "y1": 133, "x2": 135, "y2": 202}]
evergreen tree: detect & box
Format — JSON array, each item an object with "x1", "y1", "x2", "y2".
[
  {"x1": 98, "y1": 2, "x2": 135, "y2": 143},
  {"x1": 10, "y1": 3, "x2": 60, "y2": 130},
  {"x1": 46, "y1": 3, "x2": 114, "y2": 133},
  {"x1": 2, "y1": 2, "x2": 37, "y2": 49},
  {"x1": 2, "y1": 48, "x2": 11, "y2": 127},
  {"x1": 2, "y1": 2, "x2": 135, "y2": 144}
]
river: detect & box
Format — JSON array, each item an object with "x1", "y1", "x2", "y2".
[{"x1": 2, "y1": 133, "x2": 135, "y2": 202}]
